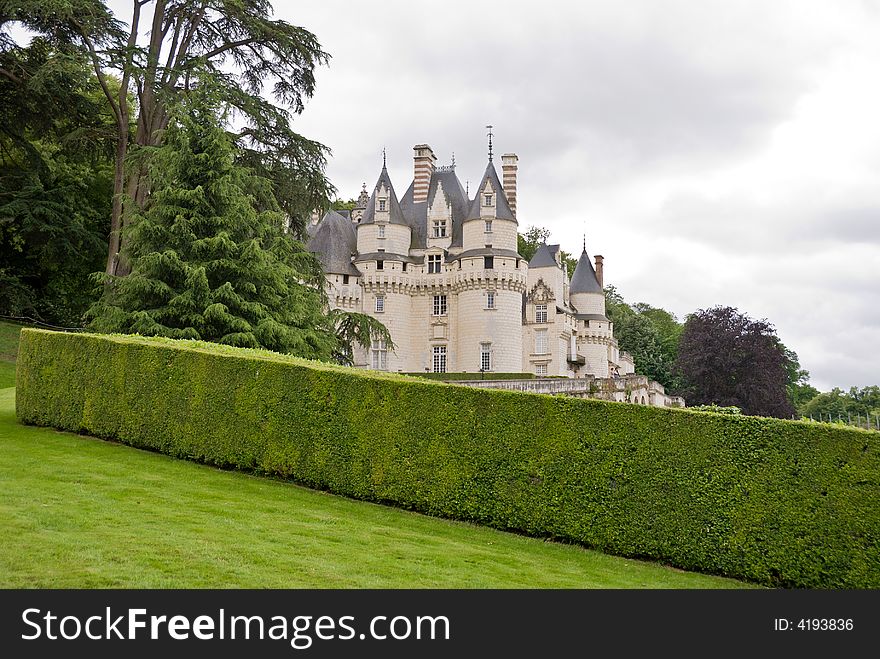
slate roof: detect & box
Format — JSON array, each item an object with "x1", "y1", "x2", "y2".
[
  {"x1": 569, "y1": 249, "x2": 604, "y2": 295},
  {"x1": 465, "y1": 161, "x2": 516, "y2": 221},
  {"x1": 399, "y1": 168, "x2": 471, "y2": 249},
  {"x1": 528, "y1": 242, "x2": 562, "y2": 268},
  {"x1": 360, "y1": 166, "x2": 407, "y2": 226},
  {"x1": 307, "y1": 210, "x2": 360, "y2": 276}
]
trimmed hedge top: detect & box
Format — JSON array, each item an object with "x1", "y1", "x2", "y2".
[{"x1": 15, "y1": 329, "x2": 880, "y2": 588}]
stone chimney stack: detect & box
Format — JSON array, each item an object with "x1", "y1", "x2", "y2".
[
  {"x1": 413, "y1": 144, "x2": 436, "y2": 203},
  {"x1": 594, "y1": 255, "x2": 604, "y2": 288},
  {"x1": 501, "y1": 153, "x2": 518, "y2": 218}
]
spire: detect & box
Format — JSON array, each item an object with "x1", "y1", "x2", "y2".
[
  {"x1": 569, "y1": 248, "x2": 603, "y2": 294},
  {"x1": 486, "y1": 124, "x2": 494, "y2": 162},
  {"x1": 382, "y1": 147, "x2": 386, "y2": 169}
]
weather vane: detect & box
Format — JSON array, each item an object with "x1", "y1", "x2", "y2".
[
  {"x1": 382, "y1": 147, "x2": 386, "y2": 168},
  {"x1": 486, "y1": 125, "x2": 494, "y2": 162}
]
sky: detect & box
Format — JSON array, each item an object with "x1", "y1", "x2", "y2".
[{"x1": 100, "y1": 1, "x2": 880, "y2": 390}]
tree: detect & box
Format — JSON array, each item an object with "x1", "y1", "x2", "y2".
[
  {"x1": 6, "y1": 0, "x2": 334, "y2": 276},
  {"x1": 675, "y1": 306, "x2": 796, "y2": 418},
  {"x1": 801, "y1": 386, "x2": 880, "y2": 422},
  {"x1": 517, "y1": 225, "x2": 577, "y2": 275},
  {"x1": 329, "y1": 310, "x2": 394, "y2": 367},
  {"x1": 0, "y1": 35, "x2": 116, "y2": 324},
  {"x1": 86, "y1": 88, "x2": 336, "y2": 358},
  {"x1": 517, "y1": 225, "x2": 550, "y2": 262},
  {"x1": 779, "y1": 346, "x2": 818, "y2": 412}
]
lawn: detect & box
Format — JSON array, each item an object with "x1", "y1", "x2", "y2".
[
  {"x1": 0, "y1": 321, "x2": 20, "y2": 388},
  {"x1": 0, "y1": 387, "x2": 752, "y2": 588}
]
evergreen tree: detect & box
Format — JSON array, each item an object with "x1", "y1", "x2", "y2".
[{"x1": 87, "y1": 89, "x2": 335, "y2": 358}]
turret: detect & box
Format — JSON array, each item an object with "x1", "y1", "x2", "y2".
[
  {"x1": 569, "y1": 248, "x2": 605, "y2": 317},
  {"x1": 356, "y1": 161, "x2": 412, "y2": 261}
]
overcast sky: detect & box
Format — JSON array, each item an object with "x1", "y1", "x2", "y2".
[{"x1": 107, "y1": 1, "x2": 880, "y2": 390}]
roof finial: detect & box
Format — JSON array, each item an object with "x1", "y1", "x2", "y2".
[
  {"x1": 451, "y1": 152, "x2": 456, "y2": 168},
  {"x1": 583, "y1": 234, "x2": 586, "y2": 253},
  {"x1": 466, "y1": 180, "x2": 469, "y2": 196},
  {"x1": 486, "y1": 124, "x2": 494, "y2": 162},
  {"x1": 382, "y1": 147, "x2": 386, "y2": 169}
]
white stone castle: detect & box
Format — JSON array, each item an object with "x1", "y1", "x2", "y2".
[{"x1": 308, "y1": 142, "x2": 683, "y2": 407}]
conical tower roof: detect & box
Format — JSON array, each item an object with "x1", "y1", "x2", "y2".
[
  {"x1": 465, "y1": 161, "x2": 515, "y2": 221},
  {"x1": 569, "y1": 249, "x2": 603, "y2": 294},
  {"x1": 360, "y1": 166, "x2": 407, "y2": 226}
]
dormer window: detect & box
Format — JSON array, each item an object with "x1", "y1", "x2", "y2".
[
  {"x1": 432, "y1": 219, "x2": 447, "y2": 238},
  {"x1": 378, "y1": 199, "x2": 387, "y2": 212},
  {"x1": 484, "y1": 194, "x2": 493, "y2": 207}
]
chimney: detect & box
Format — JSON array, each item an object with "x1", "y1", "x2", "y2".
[
  {"x1": 413, "y1": 144, "x2": 436, "y2": 203},
  {"x1": 501, "y1": 153, "x2": 518, "y2": 218},
  {"x1": 594, "y1": 255, "x2": 604, "y2": 288}
]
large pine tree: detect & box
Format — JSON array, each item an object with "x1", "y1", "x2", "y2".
[{"x1": 87, "y1": 89, "x2": 336, "y2": 359}]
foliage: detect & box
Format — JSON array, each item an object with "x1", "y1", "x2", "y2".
[
  {"x1": 675, "y1": 306, "x2": 796, "y2": 418},
  {"x1": 517, "y1": 226, "x2": 577, "y2": 275},
  {"x1": 0, "y1": 391, "x2": 742, "y2": 589},
  {"x1": 331, "y1": 198, "x2": 357, "y2": 211},
  {"x1": 0, "y1": 36, "x2": 115, "y2": 324},
  {"x1": 687, "y1": 404, "x2": 742, "y2": 415},
  {"x1": 6, "y1": 0, "x2": 335, "y2": 274},
  {"x1": 802, "y1": 386, "x2": 880, "y2": 422},
  {"x1": 86, "y1": 88, "x2": 336, "y2": 358},
  {"x1": 17, "y1": 329, "x2": 880, "y2": 588},
  {"x1": 330, "y1": 309, "x2": 394, "y2": 366},
  {"x1": 604, "y1": 286, "x2": 683, "y2": 392},
  {"x1": 405, "y1": 372, "x2": 536, "y2": 381}
]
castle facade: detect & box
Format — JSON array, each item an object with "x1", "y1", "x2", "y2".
[{"x1": 307, "y1": 143, "x2": 682, "y2": 407}]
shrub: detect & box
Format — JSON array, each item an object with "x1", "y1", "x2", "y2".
[{"x1": 16, "y1": 329, "x2": 880, "y2": 588}]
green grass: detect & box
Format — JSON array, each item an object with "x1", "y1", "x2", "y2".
[
  {"x1": 0, "y1": 388, "x2": 753, "y2": 588},
  {"x1": 0, "y1": 321, "x2": 21, "y2": 388}
]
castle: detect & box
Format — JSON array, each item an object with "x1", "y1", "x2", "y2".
[{"x1": 307, "y1": 142, "x2": 683, "y2": 407}]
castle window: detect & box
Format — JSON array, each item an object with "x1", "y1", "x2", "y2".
[
  {"x1": 343, "y1": 275, "x2": 349, "y2": 285},
  {"x1": 484, "y1": 194, "x2": 493, "y2": 207},
  {"x1": 535, "y1": 329, "x2": 548, "y2": 355},
  {"x1": 432, "y1": 219, "x2": 447, "y2": 238},
  {"x1": 371, "y1": 340, "x2": 388, "y2": 370},
  {"x1": 486, "y1": 291, "x2": 495, "y2": 309},
  {"x1": 428, "y1": 254, "x2": 442, "y2": 274},
  {"x1": 485, "y1": 220, "x2": 493, "y2": 233},
  {"x1": 433, "y1": 294, "x2": 447, "y2": 316},
  {"x1": 536, "y1": 364, "x2": 548, "y2": 377},
  {"x1": 377, "y1": 260, "x2": 384, "y2": 270},
  {"x1": 480, "y1": 343, "x2": 492, "y2": 372},
  {"x1": 378, "y1": 225, "x2": 385, "y2": 238},
  {"x1": 375, "y1": 296, "x2": 385, "y2": 313},
  {"x1": 535, "y1": 304, "x2": 548, "y2": 323},
  {"x1": 432, "y1": 346, "x2": 447, "y2": 373},
  {"x1": 484, "y1": 256, "x2": 494, "y2": 270},
  {"x1": 378, "y1": 199, "x2": 386, "y2": 212},
  {"x1": 402, "y1": 262, "x2": 407, "y2": 272}
]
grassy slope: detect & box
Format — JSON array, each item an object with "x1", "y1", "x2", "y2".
[
  {"x1": 0, "y1": 322, "x2": 20, "y2": 388},
  {"x1": 0, "y1": 389, "x2": 751, "y2": 588}
]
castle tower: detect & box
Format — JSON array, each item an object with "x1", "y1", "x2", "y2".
[
  {"x1": 570, "y1": 247, "x2": 612, "y2": 377},
  {"x1": 451, "y1": 140, "x2": 525, "y2": 373},
  {"x1": 354, "y1": 162, "x2": 414, "y2": 371}
]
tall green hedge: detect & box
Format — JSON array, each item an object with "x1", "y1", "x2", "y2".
[
  {"x1": 15, "y1": 329, "x2": 880, "y2": 587},
  {"x1": 404, "y1": 372, "x2": 535, "y2": 381}
]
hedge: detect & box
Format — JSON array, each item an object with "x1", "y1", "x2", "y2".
[
  {"x1": 405, "y1": 372, "x2": 535, "y2": 381},
  {"x1": 15, "y1": 329, "x2": 880, "y2": 588}
]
